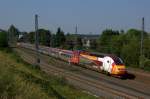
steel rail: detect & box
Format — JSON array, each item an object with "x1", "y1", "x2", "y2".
[{"x1": 15, "y1": 48, "x2": 141, "y2": 99}]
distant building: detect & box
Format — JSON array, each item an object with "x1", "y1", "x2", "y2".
[
  {"x1": 65, "y1": 34, "x2": 99, "y2": 49},
  {"x1": 80, "y1": 34, "x2": 99, "y2": 48},
  {"x1": 19, "y1": 34, "x2": 23, "y2": 39}
]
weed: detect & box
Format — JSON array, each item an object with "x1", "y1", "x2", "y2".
[{"x1": 0, "y1": 49, "x2": 98, "y2": 99}]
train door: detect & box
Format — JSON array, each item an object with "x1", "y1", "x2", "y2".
[{"x1": 70, "y1": 51, "x2": 80, "y2": 64}]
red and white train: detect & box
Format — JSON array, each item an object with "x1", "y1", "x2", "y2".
[{"x1": 18, "y1": 43, "x2": 127, "y2": 78}]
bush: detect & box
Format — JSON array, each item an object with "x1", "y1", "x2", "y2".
[
  {"x1": 144, "y1": 59, "x2": 150, "y2": 67},
  {"x1": 0, "y1": 32, "x2": 8, "y2": 47},
  {"x1": 0, "y1": 50, "x2": 98, "y2": 99},
  {"x1": 0, "y1": 67, "x2": 16, "y2": 98}
]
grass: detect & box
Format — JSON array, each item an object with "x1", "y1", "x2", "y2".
[{"x1": 0, "y1": 48, "x2": 98, "y2": 99}]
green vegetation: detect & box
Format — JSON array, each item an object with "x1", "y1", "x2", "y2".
[
  {"x1": 18, "y1": 26, "x2": 150, "y2": 70},
  {"x1": 0, "y1": 31, "x2": 8, "y2": 48},
  {"x1": 55, "y1": 27, "x2": 66, "y2": 47},
  {"x1": 8, "y1": 25, "x2": 19, "y2": 38},
  {"x1": 20, "y1": 29, "x2": 51, "y2": 46},
  {"x1": 97, "y1": 29, "x2": 150, "y2": 69},
  {"x1": 63, "y1": 33, "x2": 83, "y2": 50},
  {"x1": 8, "y1": 25, "x2": 19, "y2": 47},
  {"x1": 3, "y1": 24, "x2": 150, "y2": 70},
  {"x1": 0, "y1": 49, "x2": 97, "y2": 99}
]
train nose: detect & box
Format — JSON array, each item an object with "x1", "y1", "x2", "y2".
[{"x1": 116, "y1": 65, "x2": 127, "y2": 74}]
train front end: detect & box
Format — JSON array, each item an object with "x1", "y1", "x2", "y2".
[
  {"x1": 111, "y1": 64, "x2": 127, "y2": 77},
  {"x1": 110, "y1": 56, "x2": 127, "y2": 78}
]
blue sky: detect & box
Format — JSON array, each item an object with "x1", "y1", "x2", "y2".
[{"x1": 0, "y1": 0, "x2": 150, "y2": 34}]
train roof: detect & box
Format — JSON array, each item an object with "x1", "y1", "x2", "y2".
[
  {"x1": 90, "y1": 52, "x2": 118, "y2": 59},
  {"x1": 90, "y1": 52, "x2": 108, "y2": 57}
]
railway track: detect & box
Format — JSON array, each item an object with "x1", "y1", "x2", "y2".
[{"x1": 15, "y1": 47, "x2": 150, "y2": 99}]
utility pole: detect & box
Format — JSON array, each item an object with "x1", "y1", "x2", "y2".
[
  {"x1": 75, "y1": 25, "x2": 78, "y2": 50},
  {"x1": 35, "y1": 14, "x2": 40, "y2": 66},
  {"x1": 75, "y1": 25, "x2": 78, "y2": 34},
  {"x1": 140, "y1": 17, "x2": 144, "y2": 68}
]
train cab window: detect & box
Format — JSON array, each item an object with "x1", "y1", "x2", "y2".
[
  {"x1": 110, "y1": 55, "x2": 124, "y2": 65},
  {"x1": 114, "y1": 57, "x2": 124, "y2": 65}
]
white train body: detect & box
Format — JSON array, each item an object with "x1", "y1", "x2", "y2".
[{"x1": 18, "y1": 43, "x2": 127, "y2": 77}]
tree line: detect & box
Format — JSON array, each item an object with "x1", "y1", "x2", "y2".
[
  {"x1": 0, "y1": 25, "x2": 150, "y2": 70},
  {"x1": 97, "y1": 29, "x2": 150, "y2": 69}
]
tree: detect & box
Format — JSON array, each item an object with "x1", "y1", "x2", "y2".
[
  {"x1": 111, "y1": 34, "x2": 125, "y2": 57},
  {"x1": 64, "y1": 33, "x2": 75, "y2": 50},
  {"x1": 8, "y1": 25, "x2": 20, "y2": 46},
  {"x1": 98, "y1": 29, "x2": 120, "y2": 53},
  {"x1": 55, "y1": 27, "x2": 66, "y2": 47},
  {"x1": 97, "y1": 28, "x2": 150, "y2": 68},
  {"x1": 0, "y1": 31, "x2": 8, "y2": 47},
  {"x1": 50, "y1": 34, "x2": 57, "y2": 47},
  {"x1": 28, "y1": 32, "x2": 35, "y2": 43},
  {"x1": 27, "y1": 29, "x2": 51, "y2": 46},
  {"x1": 8, "y1": 25, "x2": 19, "y2": 39},
  {"x1": 142, "y1": 35, "x2": 150, "y2": 68},
  {"x1": 90, "y1": 39, "x2": 97, "y2": 49},
  {"x1": 38, "y1": 29, "x2": 51, "y2": 46},
  {"x1": 75, "y1": 35, "x2": 83, "y2": 50},
  {"x1": 121, "y1": 36, "x2": 140, "y2": 66},
  {"x1": 143, "y1": 38, "x2": 150, "y2": 59},
  {"x1": 126, "y1": 29, "x2": 148, "y2": 40}
]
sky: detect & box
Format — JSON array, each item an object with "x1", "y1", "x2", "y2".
[{"x1": 0, "y1": 0, "x2": 150, "y2": 34}]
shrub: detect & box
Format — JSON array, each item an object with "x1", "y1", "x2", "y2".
[{"x1": 0, "y1": 32, "x2": 8, "y2": 47}]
